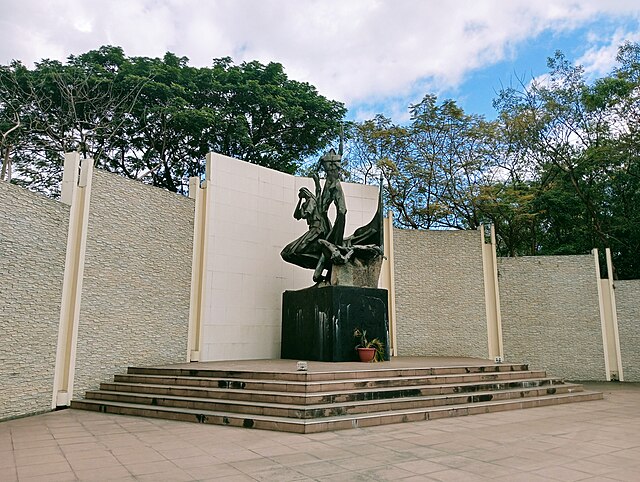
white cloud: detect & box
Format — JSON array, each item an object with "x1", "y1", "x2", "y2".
[
  {"x1": 528, "y1": 73, "x2": 553, "y2": 93},
  {"x1": 1, "y1": 0, "x2": 639, "y2": 115},
  {"x1": 577, "y1": 29, "x2": 640, "y2": 78}
]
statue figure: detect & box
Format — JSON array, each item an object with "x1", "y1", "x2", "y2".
[
  {"x1": 280, "y1": 174, "x2": 329, "y2": 270},
  {"x1": 318, "y1": 148, "x2": 347, "y2": 247},
  {"x1": 280, "y1": 146, "x2": 384, "y2": 287}
]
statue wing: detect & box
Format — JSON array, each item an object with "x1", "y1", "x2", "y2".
[{"x1": 345, "y1": 182, "x2": 384, "y2": 248}]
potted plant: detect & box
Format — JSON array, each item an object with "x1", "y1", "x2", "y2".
[{"x1": 353, "y1": 329, "x2": 385, "y2": 362}]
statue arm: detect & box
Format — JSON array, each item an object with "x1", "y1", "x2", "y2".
[
  {"x1": 301, "y1": 197, "x2": 316, "y2": 219},
  {"x1": 293, "y1": 197, "x2": 304, "y2": 220},
  {"x1": 312, "y1": 172, "x2": 321, "y2": 199}
]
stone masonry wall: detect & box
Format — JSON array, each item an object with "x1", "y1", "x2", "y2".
[
  {"x1": 72, "y1": 170, "x2": 194, "y2": 398},
  {"x1": 498, "y1": 255, "x2": 606, "y2": 380},
  {"x1": 0, "y1": 181, "x2": 69, "y2": 420},
  {"x1": 615, "y1": 280, "x2": 640, "y2": 382},
  {"x1": 393, "y1": 229, "x2": 489, "y2": 358}
]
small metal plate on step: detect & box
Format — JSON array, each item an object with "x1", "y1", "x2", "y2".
[{"x1": 243, "y1": 419, "x2": 255, "y2": 428}]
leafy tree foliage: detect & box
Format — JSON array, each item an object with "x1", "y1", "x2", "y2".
[
  {"x1": 347, "y1": 95, "x2": 500, "y2": 230},
  {"x1": 3, "y1": 42, "x2": 638, "y2": 278},
  {"x1": 0, "y1": 46, "x2": 346, "y2": 194},
  {"x1": 493, "y1": 42, "x2": 640, "y2": 278},
  {"x1": 0, "y1": 48, "x2": 145, "y2": 195},
  {"x1": 348, "y1": 42, "x2": 640, "y2": 278}
]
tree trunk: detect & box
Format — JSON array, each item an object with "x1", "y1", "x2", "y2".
[{"x1": 1, "y1": 145, "x2": 11, "y2": 181}]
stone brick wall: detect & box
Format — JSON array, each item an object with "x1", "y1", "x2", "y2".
[
  {"x1": 0, "y1": 181, "x2": 69, "y2": 420},
  {"x1": 393, "y1": 228, "x2": 489, "y2": 358},
  {"x1": 498, "y1": 255, "x2": 606, "y2": 380},
  {"x1": 616, "y1": 280, "x2": 640, "y2": 382},
  {"x1": 72, "y1": 171, "x2": 194, "y2": 397}
]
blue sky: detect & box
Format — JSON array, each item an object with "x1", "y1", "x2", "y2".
[
  {"x1": 438, "y1": 16, "x2": 640, "y2": 120},
  {"x1": 2, "y1": 1, "x2": 639, "y2": 123},
  {"x1": 345, "y1": 14, "x2": 640, "y2": 122}
]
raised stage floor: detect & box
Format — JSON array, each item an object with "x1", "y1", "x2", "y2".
[
  {"x1": 71, "y1": 357, "x2": 603, "y2": 433},
  {"x1": 152, "y1": 356, "x2": 503, "y2": 372}
]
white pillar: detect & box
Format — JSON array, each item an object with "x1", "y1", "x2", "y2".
[
  {"x1": 605, "y1": 248, "x2": 624, "y2": 381},
  {"x1": 52, "y1": 154, "x2": 93, "y2": 407},
  {"x1": 187, "y1": 154, "x2": 211, "y2": 361},
  {"x1": 481, "y1": 224, "x2": 504, "y2": 360},
  {"x1": 381, "y1": 211, "x2": 398, "y2": 356}
]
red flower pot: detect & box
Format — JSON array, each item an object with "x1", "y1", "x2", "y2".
[{"x1": 357, "y1": 347, "x2": 376, "y2": 362}]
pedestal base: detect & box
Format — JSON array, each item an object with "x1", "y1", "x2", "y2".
[{"x1": 281, "y1": 285, "x2": 390, "y2": 362}]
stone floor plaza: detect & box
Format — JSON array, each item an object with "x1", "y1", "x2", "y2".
[{"x1": 1, "y1": 382, "x2": 639, "y2": 481}]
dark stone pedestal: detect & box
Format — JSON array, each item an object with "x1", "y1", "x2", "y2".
[{"x1": 281, "y1": 285, "x2": 390, "y2": 362}]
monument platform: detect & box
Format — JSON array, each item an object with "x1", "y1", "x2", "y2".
[{"x1": 71, "y1": 357, "x2": 603, "y2": 433}]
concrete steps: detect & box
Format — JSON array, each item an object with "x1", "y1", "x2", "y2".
[
  {"x1": 111, "y1": 369, "x2": 548, "y2": 392},
  {"x1": 123, "y1": 363, "x2": 531, "y2": 381},
  {"x1": 70, "y1": 361, "x2": 603, "y2": 433},
  {"x1": 94, "y1": 376, "x2": 565, "y2": 405}
]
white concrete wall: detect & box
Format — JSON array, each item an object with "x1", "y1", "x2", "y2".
[
  {"x1": 616, "y1": 280, "x2": 640, "y2": 382},
  {"x1": 202, "y1": 153, "x2": 380, "y2": 361}
]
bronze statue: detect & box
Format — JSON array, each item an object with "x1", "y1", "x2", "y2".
[{"x1": 280, "y1": 147, "x2": 384, "y2": 286}]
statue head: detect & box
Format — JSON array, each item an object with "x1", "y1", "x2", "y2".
[{"x1": 298, "y1": 186, "x2": 313, "y2": 200}]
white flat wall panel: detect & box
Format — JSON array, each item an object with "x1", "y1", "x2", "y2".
[{"x1": 202, "y1": 153, "x2": 379, "y2": 361}]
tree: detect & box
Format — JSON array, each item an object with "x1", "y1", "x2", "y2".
[
  {"x1": 0, "y1": 46, "x2": 146, "y2": 195},
  {"x1": 475, "y1": 181, "x2": 540, "y2": 256},
  {"x1": 347, "y1": 95, "x2": 500, "y2": 230},
  {"x1": 120, "y1": 56, "x2": 346, "y2": 192},
  {"x1": 347, "y1": 42, "x2": 639, "y2": 278},
  {"x1": 0, "y1": 46, "x2": 346, "y2": 194},
  {"x1": 494, "y1": 42, "x2": 640, "y2": 278},
  {"x1": 0, "y1": 108, "x2": 20, "y2": 182}
]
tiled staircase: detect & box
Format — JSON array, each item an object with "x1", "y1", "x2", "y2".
[{"x1": 71, "y1": 362, "x2": 602, "y2": 433}]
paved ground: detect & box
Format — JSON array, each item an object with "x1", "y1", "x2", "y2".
[{"x1": 1, "y1": 382, "x2": 639, "y2": 481}]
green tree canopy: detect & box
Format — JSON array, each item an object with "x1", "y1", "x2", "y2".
[
  {"x1": 494, "y1": 42, "x2": 640, "y2": 278},
  {"x1": 0, "y1": 45, "x2": 346, "y2": 194},
  {"x1": 347, "y1": 95, "x2": 500, "y2": 230},
  {"x1": 347, "y1": 42, "x2": 640, "y2": 278}
]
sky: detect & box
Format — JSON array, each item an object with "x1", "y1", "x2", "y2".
[{"x1": 1, "y1": 0, "x2": 640, "y2": 122}]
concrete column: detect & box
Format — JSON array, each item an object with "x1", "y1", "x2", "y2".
[
  {"x1": 52, "y1": 154, "x2": 93, "y2": 407},
  {"x1": 594, "y1": 248, "x2": 624, "y2": 381},
  {"x1": 481, "y1": 224, "x2": 503, "y2": 360},
  {"x1": 598, "y1": 249, "x2": 624, "y2": 381},
  {"x1": 60, "y1": 153, "x2": 79, "y2": 206},
  {"x1": 187, "y1": 154, "x2": 211, "y2": 361},
  {"x1": 381, "y1": 211, "x2": 398, "y2": 356}
]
